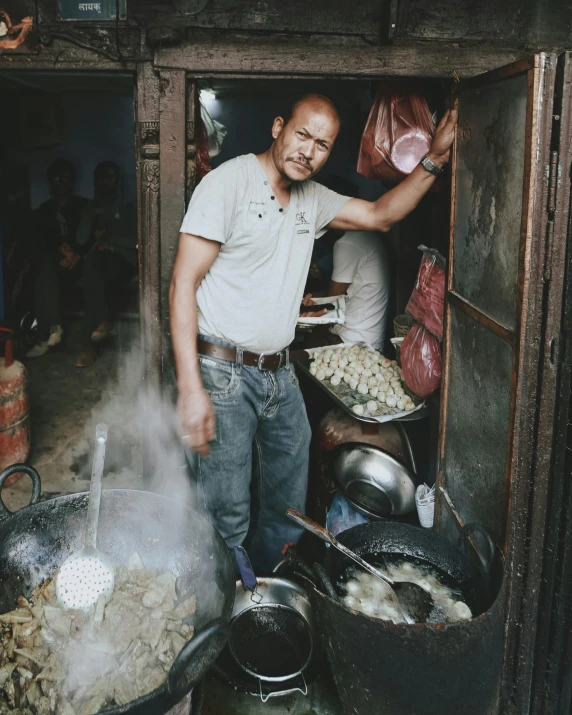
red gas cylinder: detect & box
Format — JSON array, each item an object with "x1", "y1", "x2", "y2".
[{"x1": 0, "y1": 328, "x2": 31, "y2": 484}]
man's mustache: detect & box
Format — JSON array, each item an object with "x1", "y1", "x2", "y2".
[{"x1": 288, "y1": 156, "x2": 312, "y2": 171}]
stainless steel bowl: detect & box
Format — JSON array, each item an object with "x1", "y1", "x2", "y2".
[{"x1": 331, "y1": 441, "x2": 417, "y2": 518}]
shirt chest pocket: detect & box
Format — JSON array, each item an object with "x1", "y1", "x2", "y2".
[{"x1": 246, "y1": 202, "x2": 272, "y2": 232}]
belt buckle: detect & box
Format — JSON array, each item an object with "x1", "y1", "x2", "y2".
[
  {"x1": 257, "y1": 351, "x2": 284, "y2": 371},
  {"x1": 257, "y1": 352, "x2": 270, "y2": 371}
]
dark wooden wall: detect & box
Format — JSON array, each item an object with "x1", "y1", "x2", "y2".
[{"x1": 3, "y1": 0, "x2": 571, "y2": 55}]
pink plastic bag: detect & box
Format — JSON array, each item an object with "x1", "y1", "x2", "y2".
[
  {"x1": 401, "y1": 323, "x2": 442, "y2": 399},
  {"x1": 406, "y1": 246, "x2": 446, "y2": 340},
  {"x1": 357, "y1": 84, "x2": 435, "y2": 183}
]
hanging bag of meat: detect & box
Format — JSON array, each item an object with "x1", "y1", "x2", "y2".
[
  {"x1": 401, "y1": 322, "x2": 442, "y2": 399},
  {"x1": 357, "y1": 83, "x2": 435, "y2": 183},
  {"x1": 406, "y1": 245, "x2": 446, "y2": 340}
]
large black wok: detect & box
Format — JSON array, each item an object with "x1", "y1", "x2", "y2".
[
  {"x1": 0, "y1": 465, "x2": 235, "y2": 715},
  {"x1": 306, "y1": 520, "x2": 505, "y2": 715}
]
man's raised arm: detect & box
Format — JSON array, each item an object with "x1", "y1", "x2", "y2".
[{"x1": 330, "y1": 109, "x2": 458, "y2": 234}]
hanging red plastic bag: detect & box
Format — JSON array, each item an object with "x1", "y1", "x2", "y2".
[
  {"x1": 357, "y1": 84, "x2": 435, "y2": 183},
  {"x1": 406, "y1": 245, "x2": 446, "y2": 340},
  {"x1": 401, "y1": 323, "x2": 442, "y2": 399}
]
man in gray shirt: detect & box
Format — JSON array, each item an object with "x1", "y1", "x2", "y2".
[{"x1": 170, "y1": 94, "x2": 456, "y2": 571}]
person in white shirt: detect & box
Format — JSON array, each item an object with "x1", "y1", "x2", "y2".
[
  {"x1": 329, "y1": 231, "x2": 391, "y2": 350},
  {"x1": 170, "y1": 94, "x2": 456, "y2": 571}
]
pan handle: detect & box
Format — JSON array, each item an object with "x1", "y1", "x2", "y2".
[
  {"x1": 313, "y1": 562, "x2": 341, "y2": 603},
  {"x1": 459, "y1": 523, "x2": 495, "y2": 583},
  {"x1": 0, "y1": 465, "x2": 41, "y2": 520},
  {"x1": 259, "y1": 672, "x2": 308, "y2": 703},
  {"x1": 167, "y1": 617, "x2": 229, "y2": 702},
  {"x1": 233, "y1": 546, "x2": 257, "y2": 592}
]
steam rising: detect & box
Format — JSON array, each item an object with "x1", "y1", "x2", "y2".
[{"x1": 76, "y1": 342, "x2": 192, "y2": 508}]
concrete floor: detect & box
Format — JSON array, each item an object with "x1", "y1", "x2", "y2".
[
  {"x1": 4, "y1": 319, "x2": 145, "y2": 512},
  {"x1": 3, "y1": 318, "x2": 345, "y2": 715}
]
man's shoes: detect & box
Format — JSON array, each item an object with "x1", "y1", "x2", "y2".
[
  {"x1": 91, "y1": 321, "x2": 111, "y2": 343},
  {"x1": 25, "y1": 341, "x2": 49, "y2": 359},
  {"x1": 75, "y1": 347, "x2": 97, "y2": 368},
  {"x1": 47, "y1": 325, "x2": 63, "y2": 348}
]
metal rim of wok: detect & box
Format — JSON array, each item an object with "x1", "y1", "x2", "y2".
[
  {"x1": 330, "y1": 442, "x2": 417, "y2": 517},
  {"x1": 0, "y1": 464, "x2": 235, "y2": 715},
  {"x1": 323, "y1": 520, "x2": 498, "y2": 622},
  {"x1": 228, "y1": 603, "x2": 314, "y2": 682}
]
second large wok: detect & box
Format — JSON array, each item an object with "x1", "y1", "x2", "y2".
[{"x1": 0, "y1": 465, "x2": 235, "y2": 715}]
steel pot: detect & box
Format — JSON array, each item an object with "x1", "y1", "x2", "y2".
[
  {"x1": 331, "y1": 441, "x2": 417, "y2": 518},
  {"x1": 0, "y1": 464, "x2": 235, "y2": 715},
  {"x1": 213, "y1": 547, "x2": 321, "y2": 702}
]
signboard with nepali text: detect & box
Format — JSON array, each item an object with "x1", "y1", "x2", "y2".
[{"x1": 58, "y1": 0, "x2": 126, "y2": 21}]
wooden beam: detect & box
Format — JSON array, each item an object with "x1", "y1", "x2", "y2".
[
  {"x1": 159, "y1": 69, "x2": 187, "y2": 382},
  {"x1": 155, "y1": 32, "x2": 525, "y2": 79}
]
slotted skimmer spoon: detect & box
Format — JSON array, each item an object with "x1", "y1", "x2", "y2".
[
  {"x1": 56, "y1": 423, "x2": 114, "y2": 610},
  {"x1": 286, "y1": 508, "x2": 434, "y2": 624}
]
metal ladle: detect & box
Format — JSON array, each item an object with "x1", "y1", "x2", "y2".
[
  {"x1": 286, "y1": 508, "x2": 434, "y2": 624},
  {"x1": 56, "y1": 423, "x2": 114, "y2": 610}
]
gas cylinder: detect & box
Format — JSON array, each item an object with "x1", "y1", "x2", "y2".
[{"x1": 0, "y1": 328, "x2": 30, "y2": 484}]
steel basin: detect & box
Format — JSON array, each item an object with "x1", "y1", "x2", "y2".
[{"x1": 331, "y1": 441, "x2": 417, "y2": 517}]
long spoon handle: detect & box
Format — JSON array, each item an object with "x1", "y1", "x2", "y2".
[
  {"x1": 286, "y1": 508, "x2": 395, "y2": 587},
  {"x1": 85, "y1": 423, "x2": 108, "y2": 549}
]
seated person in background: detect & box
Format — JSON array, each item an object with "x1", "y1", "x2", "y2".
[
  {"x1": 26, "y1": 160, "x2": 88, "y2": 358},
  {"x1": 75, "y1": 161, "x2": 137, "y2": 368},
  {"x1": 301, "y1": 229, "x2": 390, "y2": 350}
]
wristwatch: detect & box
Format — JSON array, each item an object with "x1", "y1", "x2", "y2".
[{"x1": 420, "y1": 154, "x2": 444, "y2": 177}]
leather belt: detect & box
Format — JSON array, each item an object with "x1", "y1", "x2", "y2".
[{"x1": 198, "y1": 338, "x2": 308, "y2": 371}]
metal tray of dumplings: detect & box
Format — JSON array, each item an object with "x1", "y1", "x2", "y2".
[{"x1": 297, "y1": 356, "x2": 430, "y2": 424}]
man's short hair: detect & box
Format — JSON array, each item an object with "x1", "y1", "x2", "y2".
[
  {"x1": 285, "y1": 94, "x2": 340, "y2": 126},
  {"x1": 47, "y1": 159, "x2": 76, "y2": 183}
]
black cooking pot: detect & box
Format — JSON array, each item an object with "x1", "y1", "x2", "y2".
[
  {"x1": 311, "y1": 520, "x2": 505, "y2": 715},
  {"x1": 0, "y1": 465, "x2": 235, "y2": 715}
]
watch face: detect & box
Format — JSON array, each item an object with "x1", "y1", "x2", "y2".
[{"x1": 423, "y1": 157, "x2": 441, "y2": 175}]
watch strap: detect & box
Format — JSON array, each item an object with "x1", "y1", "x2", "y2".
[{"x1": 420, "y1": 154, "x2": 444, "y2": 176}]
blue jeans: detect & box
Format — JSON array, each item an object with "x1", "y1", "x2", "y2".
[{"x1": 185, "y1": 336, "x2": 311, "y2": 574}]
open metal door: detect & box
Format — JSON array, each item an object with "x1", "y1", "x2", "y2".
[{"x1": 435, "y1": 53, "x2": 569, "y2": 712}]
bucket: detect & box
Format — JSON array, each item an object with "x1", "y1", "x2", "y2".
[{"x1": 310, "y1": 522, "x2": 505, "y2": 715}]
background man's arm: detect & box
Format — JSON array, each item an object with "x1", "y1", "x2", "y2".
[{"x1": 327, "y1": 280, "x2": 351, "y2": 296}]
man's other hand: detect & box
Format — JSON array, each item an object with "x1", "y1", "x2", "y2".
[
  {"x1": 299, "y1": 292, "x2": 328, "y2": 318},
  {"x1": 427, "y1": 109, "x2": 458, "y2": 168},
  {"x1": 178, "y1": 388, "x2": 216, "y2": 457}
]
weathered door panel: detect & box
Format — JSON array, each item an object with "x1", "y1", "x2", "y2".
[
  {"x1": 452, "y1": 73, "x2": 528, "y2": 331},
  {"x1": 441, "y1": 309, "x2": 513, "y2": 545},
  {"x1": 437, "y1": 55, "x2": 554, "y2": 548},
  {"x1": 438, "y1": 52, "x2": 570, "y2": 714},
  {"x1": 437, "y1": 55, "x2": 556, "y2": 551}
]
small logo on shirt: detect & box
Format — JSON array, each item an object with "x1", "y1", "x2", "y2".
[{"x1": 296, "y1": 212, "x2": 309, "y2": 225}]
